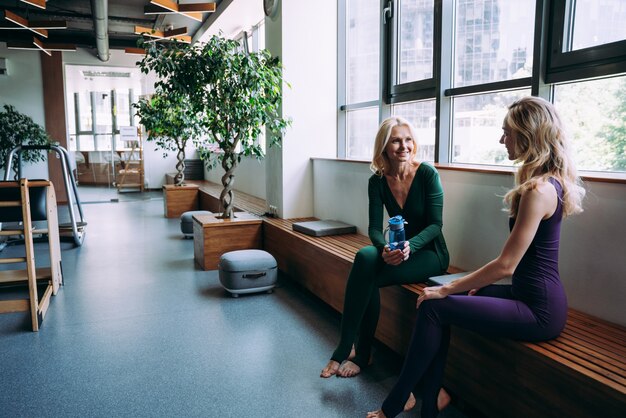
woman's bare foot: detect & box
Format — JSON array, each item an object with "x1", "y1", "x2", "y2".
[
  {"x1": 438, "y1": 388, "x2": 451, "y2": 411},
  {"x1": 366, "y1": 410, "x2": 386, "y2": 418},
  {"x1": 337, "y1": 360, "x2": 361, "y2": 377},
  {"x1": 320, "y1": 360, "x2": 340, "y2": 378},
  {"x1": 404, "y1": 392, "x2": 416, "y2": 411}
]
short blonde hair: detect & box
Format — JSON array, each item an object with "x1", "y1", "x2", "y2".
[
  {"x1": 370, "y1": 116, "x2": 420, "y2": 176},
  {"x1": 503, "y1": 96, "x2": 585, "y2": 217}
]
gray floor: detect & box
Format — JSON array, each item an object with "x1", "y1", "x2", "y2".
[{"x1": 0, "y1": 192, "x2": 468, "y2": 418}]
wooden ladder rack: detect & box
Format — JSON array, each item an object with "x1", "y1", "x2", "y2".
[{"x1": 0, "y1": 179, "x2": 63, "y2": 331}]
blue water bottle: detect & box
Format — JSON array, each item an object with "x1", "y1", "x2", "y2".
[{"x1": 384, "y1": 215, "x2": 406, "y2": 251}]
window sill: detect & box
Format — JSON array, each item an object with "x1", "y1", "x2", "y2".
[
  {"x1": 435, "y1": 163, "x2": 626, "y2": 184},
  {"x1": 313, "y1": 158, "x2": 626, "y2": 185}
]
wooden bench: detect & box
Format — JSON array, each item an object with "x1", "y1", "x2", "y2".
[
  {"x1": 164, "y1": 175, "x2": 266, "y2": 216},
  {"x1": 262, "y1": 217, "x2": 626, "y2": 418},
  {"x1": 161, "y1": 179, "x2": 626, "y2": 415}
]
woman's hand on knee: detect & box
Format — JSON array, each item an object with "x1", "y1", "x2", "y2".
[{"x1": 416, "y1": 285, "x2": 449, "y2": 308}]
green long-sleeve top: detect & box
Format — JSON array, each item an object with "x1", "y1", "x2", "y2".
[{"x1": 368, "y1": 162, "x2": 449, "y2": 271}]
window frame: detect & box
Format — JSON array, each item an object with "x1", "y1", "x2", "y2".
[
  {"x1": 547, "y1": 0, "x2": 626, "y2": 83},
  {"x1": 337, "y1": 0, "x2": 626, "y2": 178}
]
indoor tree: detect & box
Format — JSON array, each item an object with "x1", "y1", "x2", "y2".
[
  {"x1": 134, "y1": 90, "x2": 203, "y2": 186},
  {"x1": 134, "y1": 41, "x2": 206, "y2": 187},
  {"x1": 0, "y1": 104, "x2": 53, "y2": 179},
  {"x1": 135, "y1": 35, "x2": 290, "y2": 218}
]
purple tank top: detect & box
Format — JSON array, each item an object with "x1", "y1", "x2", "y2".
[{"x1": 509, "y1": 178, "x2": 567, "y2": 326}]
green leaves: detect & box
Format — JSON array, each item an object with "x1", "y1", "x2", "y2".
[
  {"x1": 0, "y1": 104, "x2": 53, "y2": 172},
  {"x1": 135, "y1": 35, "x2": 290, "y2": 163},
  {"x1": 133, "y1": 35, "x2": 291, "y2": 214}
]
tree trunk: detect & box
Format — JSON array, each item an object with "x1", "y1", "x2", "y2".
[
  {"x1": 220, "y1": 152, "x2": 238, "y2": 219},
  {"x1": 174, "y1": 144, "x2": 186, "y2": 186}
]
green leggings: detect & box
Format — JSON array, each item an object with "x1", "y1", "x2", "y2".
[{"x1": 331, "y1": 245, "x2": 445, "y2": 367}]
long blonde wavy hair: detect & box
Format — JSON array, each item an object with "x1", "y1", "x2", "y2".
[
  {"x1": 369, "y1": 116, "x2": 420, "y2": 176},
  {"x1": 503, "y1": 96, "x2": 585, "y2": 218}
]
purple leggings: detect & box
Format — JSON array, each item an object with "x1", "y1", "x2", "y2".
[{"x1": 381, "y1": 284, "x2": 567, "y2": 418}]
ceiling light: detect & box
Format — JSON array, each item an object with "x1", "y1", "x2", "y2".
[
  {"x1": 145, "y1": 0, "x2": 216, "y2": 22},
  {"x1": 3, "y1": 10, "x2": 48, "y2": 37},
  {"x1": 7, "y1": 37, "x2": 76, "y2": 53},
  {"x1": 20, "y1": 0, "x2": 46, "y2": 10},
  {"x1": 134, "y1": 25, "x2": 190, "y2": 43}
]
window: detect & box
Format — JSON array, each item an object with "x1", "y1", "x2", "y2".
[
  {"x1": 340, "y1": 0, "x2": 381, "y2": 159},
  {"x1": 566, "y1": 0, "x2": 626, "y2": 51},
  {"x1": 554, "y1": 75, "x2": 626, "y2": 172},
  {"x1": 346, "y1": 0, "x2": 380, "y2": 104},
  {"x1": 392, "y1": 99, "x2": 436, "y2": 161},
  {"x1": 346, "y1": 107, "x2": 379, "y2": 160},
  {"x1": 453, "y1": 0, "x2": 535, "y2": 88},
  {"x1": 337, "y1": 0, "x2": 626, "y2": 176},
  {"x1": 451, "y1": 90, "x2": 529, "y2": 165},
  {"x1": 397, "y1": 0, "x2": 434, "y2": 84},
  {"x1": 389, "y1": 0, "x2": 436, "y2": 103}
]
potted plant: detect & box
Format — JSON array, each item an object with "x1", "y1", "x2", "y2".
[
  {"x1": 135, "y1": 36, "x2": 290, "y2": 219},
  {"x1": 0, "y1": 104, "x2": 53, "y2": 179},
  {"x1": 134, "y1": 48, "x2": 205, "y2": 187}
]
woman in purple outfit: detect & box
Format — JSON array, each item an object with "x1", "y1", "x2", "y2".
[{"x1": 367, "y1": 96, "x2": 586, "y2": 418}]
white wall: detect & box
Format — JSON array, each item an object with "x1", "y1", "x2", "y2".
[
  {"x1": 263, "y1": 0, "x2": 337, "y2": 218},
  {"x1": 205, "y1": 157, "x2": 267, "y2": 200},
  {"x1": 310, "y1": 158, "x2": 626, "y2": 327},
  {"x1": 0, "y1": 43, "x2": 52, "y2": 180}
]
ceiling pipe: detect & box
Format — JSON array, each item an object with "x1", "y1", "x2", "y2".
[{"x1": 90, "y1": 0, "x2": 109, "y2": 62}]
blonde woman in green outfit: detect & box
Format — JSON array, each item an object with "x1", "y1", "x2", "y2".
[{"x1": 320, "y1": 116, "x2": 449, "y2": 381}]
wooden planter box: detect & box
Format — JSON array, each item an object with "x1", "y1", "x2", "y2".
[
  {"x1": 162, "y1": 184, "x2": 199, "y2": 218},
  {"x1": 193, "y1": 212, "x2": 263, "y2": 270}
]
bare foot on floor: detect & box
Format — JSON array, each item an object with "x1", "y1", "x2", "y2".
[
  {"x1": 320, "y1": 360, "x2": 340, "y2": 378},
  {"x1": 438, "y1": 388, "x2": 451, "y2": 411},
  {"x1": 366, "y1": 410, "x2": 386, "y2": 418},
  {"x1": 404, "y1": 392, "x2": 416, "y2": 411},
  {"x1": 337, "y1": 360, "x2": 361, "y2": 377}
]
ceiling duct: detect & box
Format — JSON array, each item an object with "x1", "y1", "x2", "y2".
[{"x1": 90, "y1": 0, "x2": 109, "y2": 62}]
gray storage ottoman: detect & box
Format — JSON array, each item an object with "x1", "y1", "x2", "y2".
[
  {"x1": 218, "y1": 249, "x2": 277, "y2": 297},
  {"x1": 180, "y1": 210, "x2": 211, "y2": 238}
]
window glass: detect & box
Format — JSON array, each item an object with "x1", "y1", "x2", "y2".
[
  {"x1": 346, "y1": 107, "x2": 379, "y2": 160},
  {"x1": 451, "y1": 90, "x2": 530, "y2": 165},
  {"x1": 116, "y1": 92, "x2": 131, "y2": 129},
  {"x1": 554, "y1": 75, "x2": 626, "y2": 172},
  {"x1": 454, "y1": 0, "x2": 535, "y2": 87},
  {"x1": 346, "y1": 0, "x2": 380, "y2": 103},
  {"x1": 76, "y1": 92, "x2": 92, "y2": 132},
  {"x1": 392, "y1": 100, "x2": 436, "y2": 161},
  {"x1": 397, "y1": 0, "x2": 434, "y2": 84},
  {"x1": 569, "y1": 0, "x2": 626, "y2": 51}
]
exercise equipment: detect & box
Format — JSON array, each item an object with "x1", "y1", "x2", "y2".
[
  {"x1": 4, "y1": 144, "x2": 87, "y2": 246},
  {"x1": 0, "y1": 179, "x2": 63, "y2": 331}
]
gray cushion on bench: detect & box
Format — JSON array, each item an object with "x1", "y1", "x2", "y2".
[{"x1": 292, "y1": 220, "x2": 357, "y2": 237}]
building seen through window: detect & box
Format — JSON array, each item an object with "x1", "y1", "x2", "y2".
[{"x1": 339, "y1": 0, "x2": 626, "y2": 174}]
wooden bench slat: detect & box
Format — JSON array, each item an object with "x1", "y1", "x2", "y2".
[
  {"x1": 529, "y1": 343, "x2": 626, "y2": 394},
  {"x1": 565, "y1": 321, "x2": 626, "y2": 346},
  {"x1": 568, "y1": 308, "x2": 626, "y2": 333},
  {"x1": 556, "y1": 330, "x2": 626, "y2": 365},
  {"x1": 563, "y1": 321, "x2": 626, "y2": 355},
  {"x1": 561, "y1": 322, "x2": 626, "y2": 355},
  {"x1": 541, "y1": 338, "x2": 626, "y2": 380}
]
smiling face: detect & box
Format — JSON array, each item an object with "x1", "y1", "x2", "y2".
[
  {"x1": 384, "y1": 125, "x2": 414, "y2": 164},
  {"x1": 500, "y1": 121, "x2": 518, "y2": 160}
]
